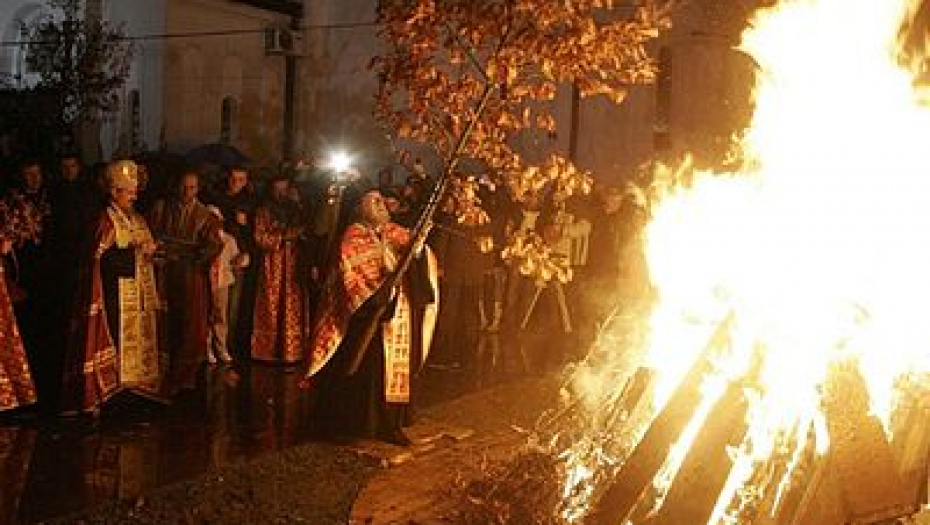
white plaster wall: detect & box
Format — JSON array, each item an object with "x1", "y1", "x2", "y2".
[
  {"x1": 102, "y1": 0, "x2": 166, "y2": 158},
  {"x1": 664, "y1": 36, "x2": 755, "y2": 169},
  {"x1": 0, "y1": 0, "x2": 295, "y2": 163},
  {"x1": 300, "y1": 0, "x2": 387, "y2": 173},
  {"x1": 0, "y1": 0, "x2": 167, "y2": 159},
  {"x1": 162, "y1": 0, "x2": 289, "y2": 162},
  {"x1": 221, "y1": 55, "x2": 244, "y2": 142},
  {"x1": 555, "y1": 0, "x2": 757, "y2": 184},
  {"x1": 295, "y1": 0, "x2": 758, "y2": 181}
]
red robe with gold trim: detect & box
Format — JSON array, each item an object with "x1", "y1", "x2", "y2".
[
  {"x1": 0, "y1": 265, "x2": 35, "y2": 411},
  {"x1": 250, "y1": 204, "x2": 307, "y2": 363},
  {"x1": 61, "y1": 206, "x2": 164, "y2": 412},
  {"x1": 306, "y1": 221, "x2": 438, "y2": 403}
]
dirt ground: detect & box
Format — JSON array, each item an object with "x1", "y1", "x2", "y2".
[
  {"x1": 42, "y1": 444, "x2": 379, "y2": 525},
  {"x1": 32, "y1": 368, "x2": 930, "y2": 525},
  {"x1": 41, "y1": 375, "x2": 561, "y2": 525},
  {"x1": 350, "y1": 375, "x2": 562, "y2": 524}
]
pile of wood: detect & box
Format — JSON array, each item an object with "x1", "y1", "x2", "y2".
[
  {"x1": 443, "y1": 314, "x2": 930, "y2": 525},
  {"x1": 587, "y1": 348, "x2": 930, "y2": 525}
]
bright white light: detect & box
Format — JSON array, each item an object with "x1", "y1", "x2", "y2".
[{"x1": 328, "y1": 151, "x2": 352, "y2": 173}]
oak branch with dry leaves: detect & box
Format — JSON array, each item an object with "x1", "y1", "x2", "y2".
[{"x1": 372, "y1": 0, "x2": 672, "y2": 282}]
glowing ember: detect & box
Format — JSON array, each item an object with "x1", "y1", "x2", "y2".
[{"x1": 555, "y1": 0, "x2": 930, "y2": 523}]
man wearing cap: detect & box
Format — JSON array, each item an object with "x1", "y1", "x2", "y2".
[
  {"x1": 61, "y1": 160, "x2": 165, "y2": 413},
  {"x1": 578, "y1": 183, "x2": 651, "y2": 337}
]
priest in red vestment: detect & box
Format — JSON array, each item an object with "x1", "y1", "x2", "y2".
[
  {"x1": 250, "y1": 176, "x2": 309, "y2": 364},
  {"x1": 0, "y1": 237, "x2": 36, "y2": 412},
  {"x1": 303, "y1": 188, "x2": 438, "y2": 445},
  {"x1": 61, "y1": 160, "x2": 165, "y2": 414}
]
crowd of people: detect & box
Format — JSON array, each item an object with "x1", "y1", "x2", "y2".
[{"x1": 0, "y1": 151, "x2": 649, "y2": 446}]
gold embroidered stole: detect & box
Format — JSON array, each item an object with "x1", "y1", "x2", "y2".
[
  {"x1": 383, "y1": 290, "x2": 413, "y2": 403},
  {"x1": 382, "y1": 249, "x2": 441, "y2": 403},
  {"x1": 377, "y1": 230, "x2": 412, "y2": 403},
  {"x1": 106, "y1": 206, "x2": 161, "y2": 394}
]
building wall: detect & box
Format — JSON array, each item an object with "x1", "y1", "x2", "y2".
[
  {"x1": 294, "y1": 0, "x2": 758, "y2": 185},
  {"x1": 0, "y1": 0, "x2": 293, "y2": 164},
  {"x1": 102, "y1": 0, "x2": 165, "y2": 158},
  {"x1": 563, "y1": 0, "x2": 758, "y2": 186},
  {"x1": 573, "y1": 84, "x2": 658, "y2": 186},
  {"x1": 162, "y1": 0, "x2": 290, "y2": 164},
  {"x1": 0, "y1": 0, "x2": 760, "y2": 170},
  {"x1": 655, "y1": 0, "x2": 757, "y2": 172},
  {"x1": 298, "y1": 0, "x2": 389, "y2": 173}
]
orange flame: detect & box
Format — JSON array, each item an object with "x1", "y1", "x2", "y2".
[{"x1": 560, "y1": 0, "x2": 930, "y2": 522}]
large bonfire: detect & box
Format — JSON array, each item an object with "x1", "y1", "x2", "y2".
[
  {"x1": 450, "y1": 0, "x2": 930, "y2": 523},
  {"x1": 525, "y1": 0, "x2": 930, "y2": 524}
]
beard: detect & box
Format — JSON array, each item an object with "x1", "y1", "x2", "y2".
[
  {"x1": 365, "y1": 207, "x2": 390, "y2": 226},
  {"x1": 374, "y1": 208, "x2": 391, "y2": 225}
]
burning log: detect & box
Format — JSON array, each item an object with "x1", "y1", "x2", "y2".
[
  {"x1": 544, "y1": 0, "x2": 930, "y2": 523},
  {"x1": 773, "y1": 360, "x2": 922, "y2": 525},
  {"x1": 598, "y1": 366, "x2": 655, "y2": 440},
  {"x1": 586, "y1": 342, "x2": 927, "y2": 525},
  {"x1": 630, "y1": 380, "x2": 749, "y2": 525},
  {"x1": 821, "y1": 359, "x2": 918, "y2": 524},
  {"x1": 735, "y1": 424, "x2": 832, "y2": 525},
  {"x1": 889, "y1": 379, "x2": 930, "y2": 508},
  {"x1": 783, "y1": 453, "x2": 846, "y2": 525},
  {"x1": 586, "y1": 317, "x2": 733, "y2": 525}
]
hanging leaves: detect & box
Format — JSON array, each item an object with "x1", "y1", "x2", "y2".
[
  {"x1": 19, "y1": 0, "x2": 135, "y2": 124},
  {"x1": 374, "y1": 0, "x2": 672, "y2": 281}
]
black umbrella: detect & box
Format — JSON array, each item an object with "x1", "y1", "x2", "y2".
[
  {"x1": 185, "y1": 143, "x2": 250, "y2": 167},
  {"x1": 134, "y1": 150, "x2": 188, "y2": 175}
]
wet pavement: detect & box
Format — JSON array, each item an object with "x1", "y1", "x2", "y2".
[{"x1": 0, "y1": 330, "x2": 583, "y2": 525}]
